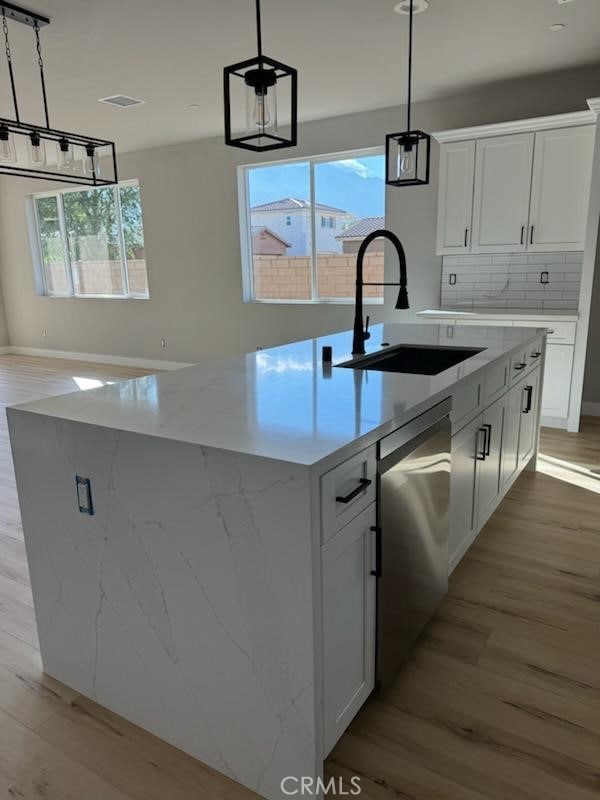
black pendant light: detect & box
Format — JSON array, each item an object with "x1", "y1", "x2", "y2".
[
  {"x1": 223, "y1": 0, "x2": 297, "y2": 152},
  {"x1": 0, "y1": 2, "x2": 117, "y2": 185},
  {"x1": 385, "y1": 0, "x2": 430, "y2": 186}
]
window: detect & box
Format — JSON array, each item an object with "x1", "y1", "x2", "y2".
[
  {"x1": 31, "y1": 180, "x2": 149, "y2": 298},
  {"x1": 240, "y1": 148, "x2": 385, "y2": 302}
]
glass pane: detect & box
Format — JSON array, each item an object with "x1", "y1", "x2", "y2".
[
  {"x1": 35, "y1": 196, "x2": 70, "y2": 294},
  {"x1": 248, "y1": 162, "x2": 312, "y2": 300},
  {"x1": 119, "y1": 184, "x2": 149, "y2": 298},
  {"x1": 314, "y1": 154, "x2": 385, "y2": 300},
  {"x1": 62, "y1": 188, "x2": 124, "y2": 296}
]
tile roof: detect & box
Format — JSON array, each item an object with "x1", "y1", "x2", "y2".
[
  {"x1": 335, "y1": 216, "x2": 385, "y2": 240},
  {"x1": 250, "y1": 197, "x2": 349, "y2": 214},
  {"x1": 251, "y1": 226, "x2": 292, "y2": 247}
]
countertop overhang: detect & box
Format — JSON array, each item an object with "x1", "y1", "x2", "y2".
[{"x1": 8, "y1": 323, "x2": 545, "y2": 468}]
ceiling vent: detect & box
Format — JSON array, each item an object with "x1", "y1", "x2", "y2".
[{"x1": 98, "y1": 95, "x2": 146, "y2": 108}]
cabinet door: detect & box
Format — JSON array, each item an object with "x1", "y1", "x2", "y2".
[
  {"x1": 518, "y1": 370, "x2": 540, "y2": 468},
  {"x1": 436, "y1": 140, "x2": 475, "y2": 255},
  {"x1": 322, "y1": 503, "x2": 376, "y2": 755},
  {"x1": 502, "y1": 381, "x2": 522, "y2": 491},
  {"x1": 471, "y1": 133, "x2": 534, "y2": 254},
  {"x1": 528, "y1": 125, "x2": 595, "y2": 252},
  {"x1": 541, "y1": 344, "x2": 574, "y2": 421},
  {"x1": 477, "y1": 395, "x2": 506, "y2": 529},
  {"x1": 449, "y1": 413, "x2": 483, "y2": 567}
]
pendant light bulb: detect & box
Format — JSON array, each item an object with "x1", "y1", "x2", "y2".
[
  {"x1": 57, "y1": 137, "x2": 74, "y2": 170},
  {"x1": 400, "y1": 151, "x2": 412, "y2": 174},
  {"x1": 0, "y1": 125, "x2": 16, "y2": 164},
  {"x1": 84, "y1": 144, "x2": 100, "y2": 176},
  {"x1": 28, "y1": 132, "x2": 46, "y2": 167},
  {"x1": 253, "y1": 91, "x2": 271, "y2": 129}
]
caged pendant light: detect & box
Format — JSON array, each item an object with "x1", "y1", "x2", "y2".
[
  {"x1": 223, "y1": 0, "x2": 297, "y2": 152},
  {"x1": 386, "y1": 0, "x2": 430, "y2": 186},
  {"x1": 0, "y1": 1, "x2": 117, "y2": 185}
]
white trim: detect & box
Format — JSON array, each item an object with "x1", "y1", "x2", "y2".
[
  {"x1": 540, "y1": 414, "x2": 568, "y2": 429},
  {"x1": 1, "y1": 346, "x2": 192, "y2": 371},
  {"x1": 587, "y1": 98, "x2": 600, "y2": 115},
  {"x1": 581, "y1": 402, "x2": 600, "y2": 417},
  {"x1": 433, "y1": 109, "x2": 596, "y2": 144}
]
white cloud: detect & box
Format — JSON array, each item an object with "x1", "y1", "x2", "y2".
[{"x1": 333, "y1": 159, "x2": 377, "y2": 179}]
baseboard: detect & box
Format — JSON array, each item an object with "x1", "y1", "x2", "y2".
[
  {"x1": 2, "y1": 346, "x2": 193, "y2": 371},
  {"x1": 540, "y1": 414, "x2": 568, "y2": 429},
  {"x1": 581, "y1": 401, "x2": 600, "y2": 417}
]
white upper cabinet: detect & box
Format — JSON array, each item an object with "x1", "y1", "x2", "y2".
[
  {"x1": 528, "y1": 125, "x2": 595, "y2": 252},
  {"x1": 436, "y1": 140, "x2": 475, "y2": 255},
  {"x1": 471, "y1": 133, "x2": 534, "y2": 254},
  {"x1": 435, "y1": 122, "x2": 596, "y2": 256}
]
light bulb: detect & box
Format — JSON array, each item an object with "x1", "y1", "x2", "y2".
[
  {"x1": 0, "y1": 125, "x2": 16, "y2": 164},
  {"x1": 57, "y1": 138, "x2": 74, "y2": 171},
  {"x1": 83, "y1": 144, "x2": 100, "y2": 176},
  {"x1": 399, "y1": 149, "x2": 413, "y2": 175},
  {"x1": 253, "y1": 92, "x2": 271, "y2": 129},
  {"x1": 28, "y1": 132, "x2": 46, "y2": 167}
]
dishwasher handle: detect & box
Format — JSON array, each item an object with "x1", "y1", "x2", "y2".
[{"x1": 335, "y1": 478, "x2": 372, "y2": 504}]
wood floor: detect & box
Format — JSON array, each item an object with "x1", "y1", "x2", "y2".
[{"x1": 0, "y1": 355, "x2": 599, "y2": 799}]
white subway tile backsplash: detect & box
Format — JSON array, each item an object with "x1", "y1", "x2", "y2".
[{"x1": 440, "y1": 251, "x2": 581, "y2": 312}]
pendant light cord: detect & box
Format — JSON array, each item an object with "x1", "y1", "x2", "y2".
[
  {"x1": 407, "y1": 0, "x2": 413, "y2": 133},
  {"x1": 33, "y1": 21, "x2": 50, "y2": 129},
  {"x1": 2, "y1": 9, "x2": 20, "y2": 123},
  {"x1": 255, "y1": 0, "x2": 263, "y2": 61}
]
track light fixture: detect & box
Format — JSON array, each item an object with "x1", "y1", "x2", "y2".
[{"x1": 0, "y1": 1, "x2": 117, "y2": 185}]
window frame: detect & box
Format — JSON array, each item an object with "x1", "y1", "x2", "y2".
[
  {"x1": 238, "y1": 146, "x2": 385, "y2": 305},
  {"x1": 30, "y1": 178, "x2": 149, "y2": 300}
]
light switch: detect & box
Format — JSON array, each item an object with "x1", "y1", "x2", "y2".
[{"x1": 76, "y1": 476, "x2": 94, "y2": 515}]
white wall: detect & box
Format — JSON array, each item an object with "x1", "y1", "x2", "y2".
[{"x1": 0, "y1": 63, "x2": 599, "y2": 400}]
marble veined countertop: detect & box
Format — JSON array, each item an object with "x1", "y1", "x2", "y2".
[
  {"x1": 9, "y1": 323, "x2": 544, "y2": 468},
  {"x1": 418, "y1": 308, "x2": 579, "y2": 321}
]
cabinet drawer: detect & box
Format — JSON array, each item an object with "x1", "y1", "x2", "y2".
[
  {"x1": 509, "y1": 349, "x2": 529, "y2": 384},
  {"x1": 483, "y1": 357, "x2": 509, "y2": 404},
  {"x1": 451, "y1": 376, "x2": 483, "y2": 433},
  {"x1": 525, "y1": 337, "x2": 544, "y2": 369},
  {"x1": 321, "y1": 446, "x2": 376, "y2": 543}
]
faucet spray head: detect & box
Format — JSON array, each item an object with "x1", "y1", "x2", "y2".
[{"x1": 395, "y1": 287, "x2": 409, "y2": 309}]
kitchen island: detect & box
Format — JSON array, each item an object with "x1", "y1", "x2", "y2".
[{"x1": 7, "y1": 323, "x2": 545, "y2": 800}]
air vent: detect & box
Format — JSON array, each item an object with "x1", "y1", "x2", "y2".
[{"x1": 99, "y1": 95, "x2": 146, "y2": 108}]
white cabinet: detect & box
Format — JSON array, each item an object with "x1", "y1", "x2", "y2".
[
  {"x1": 436, "y1": 124, "x2": 595, "y2": 256},
  {"x1": 436, "y1": 140, "x2": 475, "y2": 255},
  {"x1": 476, "y1": 394, "x2": 506, "y2": 529},
  {"x1": 471, "y1": 133, "x2": 534, "y2": 254},
  {"x1": 518, "y1": 370, "x2": 540, "y2": 468},
  {"x1": 501, "y1": 380, "x2": 522, "y2": 491},
  {"x1": 541, "y1": 343, "x2": 574, "y2": 422},
  {"x1": 528, "y1": 126, "x2": 595, "y2": 252},
  {"x1": 322, "y1": 503, "x2": 376, "y2": 755},
  {"x1": 449, "y1": 414, "x2": 482, "y2": 564}
]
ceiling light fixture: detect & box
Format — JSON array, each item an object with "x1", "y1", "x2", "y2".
[
  {"x1": 394, "y1": 0, "x2": 429, "y2": 15},
  {"x1": 0, "y1": 1, "x2": 117, "y2": 185},
  {"x1": 549, "y1": 23, "x2": 566, "y2": 30},
  {"x1": 223, "y1": 0, "x2": 297, "y2": 151},
  {"x1": 386, "y1": 0, "x2": 431, "y2": 186}
]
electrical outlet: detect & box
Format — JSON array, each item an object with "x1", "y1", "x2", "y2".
[
  {"x1": 160, "y1": 339, "x2": 166, "y2": 348},
  {"x1": 76, "y1": 476, "x2": 94, "y2": 515}
]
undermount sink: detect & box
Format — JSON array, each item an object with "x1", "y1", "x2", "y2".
[{"x1": 338, "y1": 344, "x2": 485, "y2": 376}]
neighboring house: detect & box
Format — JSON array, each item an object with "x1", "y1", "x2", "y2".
[
  {"x1": 250, "y1": 197, "x2": 355, "y2": 255},
  {"x1": 335, "y1": 216, "x2": 385, "y2": 254},
  {"x1": 251, "y1": 226, "x2": 291, "y2": 256}
]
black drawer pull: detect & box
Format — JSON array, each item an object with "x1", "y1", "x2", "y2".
[
  {"x1": 336, "y1": 478, "x2": 372, "y2": 504},
  {"x1": 476, "y1": 427, "x2": 487, "y2": 461},
  {"x1": 370, "y1": 526, "x2": 382, "y2": 577},
  {"x1": 514, "y1": 362, "x2": 526, "y2": 371},
  {"x1": 531, "y1": 351, "x2": 541, "y2": 359},
  {"x1": 523, "y1": 385, "x2": 533, "y2": 414},
  {"x1": 483, "y1": 423, "x2": 492, "y2": 456}
]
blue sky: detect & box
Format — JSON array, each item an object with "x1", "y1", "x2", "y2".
[{"x1": 248, "y1": 155, "x2": 385, "y2": 218}]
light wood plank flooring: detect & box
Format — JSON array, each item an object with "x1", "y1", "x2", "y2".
[{"x1": 0, "y1": 355, "x2": 599, "y2": 799}]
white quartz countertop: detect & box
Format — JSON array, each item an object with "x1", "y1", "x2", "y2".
[
  {"x1": 9, "y1": 323, "x2": 545, "y2": 468},
  {"x1": 418, "y1": 308, "x2": 579, "y2": 321}
]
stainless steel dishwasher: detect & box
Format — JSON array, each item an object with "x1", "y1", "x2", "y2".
[{"x1": 375, "y1": 397, "x2": 451, "y2": 689}]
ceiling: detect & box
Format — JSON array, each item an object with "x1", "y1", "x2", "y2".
[{"x1": 1, "y1": 0, "x2": 600, "y2": 153}]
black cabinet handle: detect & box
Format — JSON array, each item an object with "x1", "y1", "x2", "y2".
[
  {"x1": 336, "y1": 478, "x2": 372, "y2": 504},
  {"x1": 514, "y1": 362, "x2": 526, "y2": 371},
  {"x1": 464, "y1": 228, "x2": 469, "y2": 247},
  {"x1": 483, "y1": 423, "x2": 492, "y2": 456},
  {"x1": 520, "y1": 225, "x2": 525, "y2": 245},
  {"x1": 476, "y1": 428, "x2": 487, "y2": 461},
  {"x1": 523, "y1": 386, "x2": 533, "y2": 414},
  {"x1": 531, "y1": 351, "x2": 541, "y2": 359},
  {"x1": 370, "y1": 525, "x2": 382, "y2": 577},
  {"x1": 530, "y1": 225, "x2": 535, "y2": 245}
]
